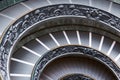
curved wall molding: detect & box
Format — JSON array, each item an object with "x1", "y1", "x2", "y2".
[
  {"x1": 0, "y1": 4, "x2": 120, "y2": 80},
  {"x1": 32, "y1": 45, "x2": 120, "y2": 80}
]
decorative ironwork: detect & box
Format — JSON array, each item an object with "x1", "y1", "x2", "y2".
[
  {"x1": 0, "y1": 4, "x2": 120, "y2": 80},
  {"x1": 32, "y1": 45, "x2": 120, "y2": 80},
  {"x1": 60, "y1": 74, "x2": 94, "y2": 80}
]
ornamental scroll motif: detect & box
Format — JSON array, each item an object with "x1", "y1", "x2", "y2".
[
  {"x1": 60, "y1": 74, "x2": 94, "y2": 80},
  {"x1": 32, "y1": 45, "x2": 120, "y2": 80},
  {"x1": 0, "y1": 4, "x2": 120, "y2": 80}
]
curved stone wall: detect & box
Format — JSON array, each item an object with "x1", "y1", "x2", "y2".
[{"x1": 0, "y1": 0, "x2": 120, "y2": 80}]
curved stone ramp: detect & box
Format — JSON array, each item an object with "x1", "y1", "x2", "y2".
[
  {"x1": 10, "y1": 30, "x2": 120, "y2": 80},
  {"x1": 0, "y1": 0, "x2": 120, "y2": 37},
  {"x1": 0, "y1": 0, "x2": 120, "y2": 80}
]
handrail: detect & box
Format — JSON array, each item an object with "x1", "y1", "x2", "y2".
[{"x1": 0, "y1": 0, "x2": 26, "y2": 11}]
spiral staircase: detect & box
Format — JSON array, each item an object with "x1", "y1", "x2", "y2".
[{"x1": 0, "y1": 0, "x2": 120, "y2": 80}]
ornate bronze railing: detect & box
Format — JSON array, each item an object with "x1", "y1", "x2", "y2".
[
  {"x1": 0, "y1": 4, "x2": 120, "y2": 80},
  {"x1": 0, "y1": 0, "x2": 26, "y2": 11}
]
